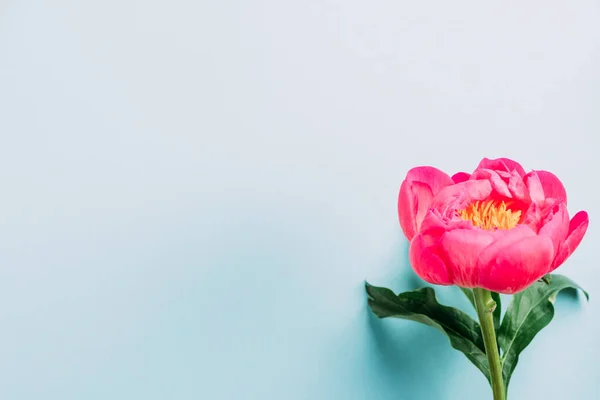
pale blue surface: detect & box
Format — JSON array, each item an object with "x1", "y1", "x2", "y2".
[{"x1": 0, "y1": 1, "x2": 599, "y2": 399}]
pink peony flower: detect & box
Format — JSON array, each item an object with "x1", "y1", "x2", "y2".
[{"x1": 398, "y1": 157, "x2": 589, "y2": 294}]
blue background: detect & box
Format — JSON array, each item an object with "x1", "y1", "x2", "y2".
[{"x1": 0, "y1": 1, "x2": 598, "y2": 399}]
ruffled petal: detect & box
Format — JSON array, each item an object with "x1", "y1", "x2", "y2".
[
  {"x1": 471, "y1": 169, "x2": 512, "y2": 198},
  {"x1": 521, "y1": 200, "x2": 549, "y2": 233},
  {"x1": 524, "y1": 171, "x2": 545, "y2": 205},
  {"x1": 431, "y1": 179, "x2": 493, "y2": 218},
  {"x1": 405, "y1": 166, "x2": 454, "y2": 195},
  {"x1": 398, "y1": 166, "x2": 454, "y2": 240},
  {"x1": 535, "y1": 170, "x2": 567, "y2": 205},
  {"x1": 507, "y1": 170, "x2": 529, "y2": 202},
  {"x1": 419, "y1": 208, "x2": 473, "y2": 234},
  {"x1": 452, "y1": 172, "x2": 470, "y2": 184},
  {"x1": 476, "y1": 157, "x2": 527, "y2": 177},
  {"x1": 398, "y1": 180, "x2": 432, "y2": 240},
  {"x1": 550, "y1": 210, "x2": 589, "y2": 271},
  {"x1": 538, "y1": 202, "x2": 570, "y2": 256}
]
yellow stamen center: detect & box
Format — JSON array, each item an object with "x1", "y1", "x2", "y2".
[{"x1": 458, "y1": 200, "x2": 521, "y2": 230}]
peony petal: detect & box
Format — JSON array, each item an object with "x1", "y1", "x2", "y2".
[
  {"x1": 452, "y1": 172, "x2": 470, "y2": 184},
  {"x1": 471, "y1": 169, "x2": 512, "y2": 198},
  {"x1": 405, "y1": 166, "x2": 454, "y2": 195},
  {"x1": 398, "y1": 166, "x2": 454, "y2": 240},
  {"x1": 431, "y1": 179, "x2": 492, "y2": 217},
  {"x1": 409, "y1": 233, "x2": 452, "y2": 285},
  {"x1": 476, "y1": 225, "x2": 537, "y2": 290},
  {"x1": 550, "y1": 210, "x2": 589, "y2": 271},
  {"x1": 538, "y1": 202, "x2": 570, "y2": 255},
  {"x1": 419, "y1": 208, "x2": 473, "y2": 235},
  {"x1": 398, "y1": 181, "x2": 434, "y2": 240},
  {"x1": 439, "y1": 229, "x2": 495, "y2": 288},
  {"x1": 479, "y1": 235, "x2": 555, "y2": 294},
  {"x1": 495, "y1": 170, "x2": 512, "y2": 179},
  {"x1": 521, "y1": 201, "x2": 543, "y2": 232},
  {"x1": 524, "y1": 171, "x2": 545, "y2": 205},
  {"x1": 479, "y1": 224, "x2": 537, "y2": 255},
  {"x1": 535, "y1": 170, "x2": 567, "y2": 205},
  {"x1": 412, "y1": 182, "x2": 435, "y2": 232},
  {"x1": 476, "y1": 157, "x2": 527, "y2": 177},
  {"x1": 398, "y1": 181, "x2": 421, "y2": 240},
  {"x1": 507, "y1": 170, "x2": 529, "y2": 202}
]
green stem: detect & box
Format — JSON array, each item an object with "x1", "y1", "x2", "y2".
[{"x1": 473, "y1": 288, "x2": 505, "y2": 400}]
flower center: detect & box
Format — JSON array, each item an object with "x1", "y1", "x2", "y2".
[{"x1": 458, "y1": 200, "x2": 521, "y2": 230}]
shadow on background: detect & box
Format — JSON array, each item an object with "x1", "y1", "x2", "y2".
[
  {"x1": 372, "y1": 238, "x2": 425, "y2": 293},
  {"x1": 363, "y1": 302, "x2": 457, "y2": 400},
  {"x1": 558, "y1": 287, "x2": 584, "y2": 301},
  {"x1": 361, "y1": 239, "x2": 461, "y2": 400}
]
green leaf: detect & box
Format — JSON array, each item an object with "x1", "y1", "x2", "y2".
[
  {"x1": 366, "y1": 282, "x2": 491, "y2": 382},
  {"x1": 498, "y1": 274, "x2": 588, "y2": 392}
]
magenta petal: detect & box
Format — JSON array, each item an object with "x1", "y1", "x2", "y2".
[
  {"x1": 432, "y1": 179, "x2": 492, "y2": 217},
  {"x1": 524, "y1": 171, "x2": 545, "y2": 205},
  {"x1": 476, "y1": 225, "x2": 537, "y2": 290},
  {"x1": 538, "y1": 202, "x2": 570, "y2": 255},
  {"x1": 398, "y1": 180, "x2": 434, "y2": 240},
  {"x1": 398, "y1": 166, "x2": 454, "y2": 240},
  {"x1": 413, "y1": 181, "x2": 435, "y2": 232},
  {"x1": 535, "y1": 170, "x2": 567, "y2": 204},
  {"x1": 471, "y1": 169, "x2": 512, "y2": 198},
  {"x1": 478, "y1": 225, "x2": 537, "y2": 260},
  {"x1": 452, "y1": 172, "x2": 470, "y2": 184},
  {"x1": 398, "y1": 181, "x2": 423, "y2": 240},
  {"x1": 419, "y1": 208, "x2": 473, "y2": 235},
  {"x1": 476, "y1": 157, "x2": 527, "y2": 177},
  {"x1": 439, "y1": 229, "x2": 495, "y2": 288},
  {"x1": 550, "y1": 210, "x2": 589, "y2": 271},
  {"x1": 398, "y1": 180, "x2": 416, "y2": 239},
  {"x1": 405, "y1": 166, "x2": 454, "y2": 195},
  {"x1": 480, "y1": 235, "x2": 555, "y2": 294},
  {"x1": 409, "y1": 233, "x2": 451, "y2": 285},
  {"x1": 507, "y1": 170, "x2": 529, "y2": 202},
  {"x1": 521, "y1": 202, "x2": 543, "y2": 232}
]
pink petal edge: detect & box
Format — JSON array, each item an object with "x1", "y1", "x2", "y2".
[
  {"x1": 409, "y1": 233, "x2": 452, "y2": 285},
  {"x1": 535, "y1": 170, "x2": 567, "y2": 205},
  {"x1": 398, "y1": 166, "x2": 453, "y2": 240},
  {"x1": 476, "y1": 157, "x2": 527, "y2": 177},
  {"x1": 550, "y1": 210, "x2": 589, "y2": 271}
]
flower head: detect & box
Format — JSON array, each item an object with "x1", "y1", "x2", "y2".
[{"x1": 398, "y1": 157, "x2": 588, "y2": 294}]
